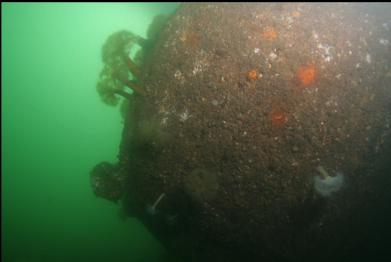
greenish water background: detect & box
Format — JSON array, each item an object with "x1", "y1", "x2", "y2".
[{"x1": 2, "y1": 3, "x2": 178, "y2": 262}]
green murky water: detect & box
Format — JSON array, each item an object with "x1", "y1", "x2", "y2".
[{"x1": 2, "y1": 3, "x2": 178, "y2": 262}]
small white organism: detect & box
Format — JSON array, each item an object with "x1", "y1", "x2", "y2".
[
  {"x1": 379, "y1": 38, "x2": 389, "y2": 46},
  {"x1": 314, "y1": 166, "x2": 344, "y2": 197},
  {"x1": 179, "y1": 109, "x2": 190, "y2": 122},
  {"x1": 269, "y1": 51, "x2": 278, "y2": 61},
  {"x1": 365, "y1": 53, "x2": 371, "y2": 64},
  {"x1": 146, "y1": 193, "x2": 166, "y2": 215}
]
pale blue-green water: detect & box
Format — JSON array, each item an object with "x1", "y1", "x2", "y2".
[{"x1": 2, "y1": 3, "x2": 178, "y2": 262}]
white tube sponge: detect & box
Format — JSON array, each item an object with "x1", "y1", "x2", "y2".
[{"x1": 314, "y1": 166, "x2": 344, "y2": 197}]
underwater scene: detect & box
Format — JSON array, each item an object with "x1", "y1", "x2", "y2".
[{"x1": 2, "y1": 3, "x2": 391, "y2": 262}]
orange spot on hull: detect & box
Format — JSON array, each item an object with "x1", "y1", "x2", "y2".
[
  {"x1": 261, "y1": 26, "x2": 278, "y2": 41},
  {"x1": 180, "y1": 32, "x2": 201, "y2": 47},
  {"x1": 247, "y1": 69, "x2": 257, "y2": 80},
  {"x1": 297, "y1": 64, "x2": 316, "y2": 87},
  {"x1": 292, "y1": 11, "x2": 301, "y2": 18},
  {"x1": 269, "y1": 108, "x2": 288, "y2": 126}
]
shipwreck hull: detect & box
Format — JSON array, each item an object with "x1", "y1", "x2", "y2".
[{"x1": 94, "y1": 3, "x2": 391, "y2": 261}]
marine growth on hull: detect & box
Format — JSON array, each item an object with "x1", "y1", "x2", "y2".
[{"x1": 91, "y1": 3, "x2": 391, "y2": 261}]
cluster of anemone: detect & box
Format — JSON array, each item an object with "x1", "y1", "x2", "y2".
[
  {"x1": 96, "y1": 14, "x2": 170, "y2": 106},
  {"x1": 96, "y1": 30, "x2": 147, "y2": 106}
]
